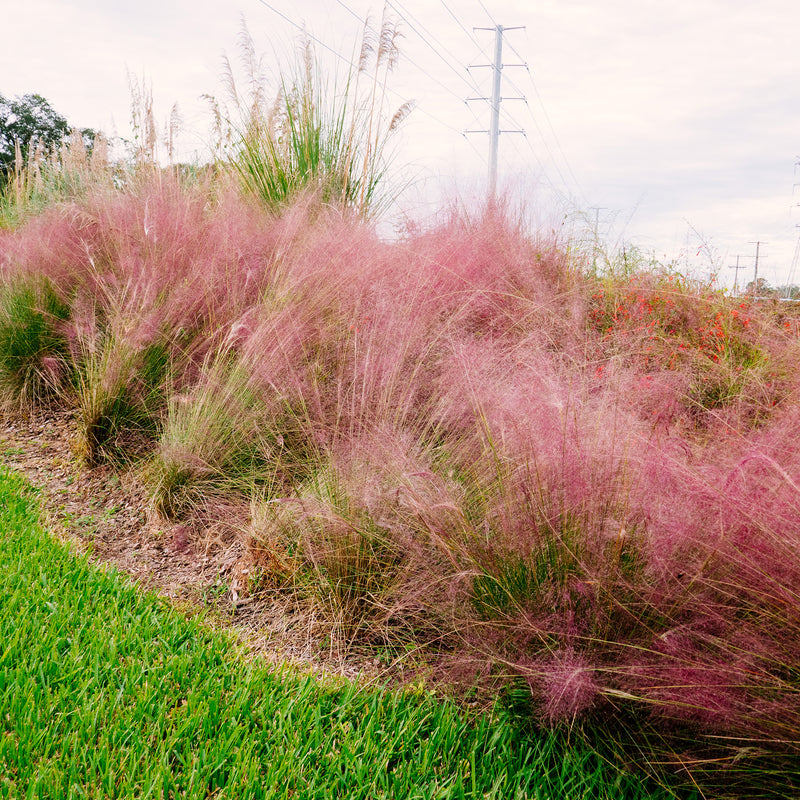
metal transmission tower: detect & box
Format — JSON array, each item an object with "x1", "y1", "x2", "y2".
[{"x1": 466, "y1": 24, "x2": 526, "y2": 197}]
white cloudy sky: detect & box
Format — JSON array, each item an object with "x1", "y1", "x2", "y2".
[{"x1": 4, "y1": 0, "x2": 800, "y2": 288}]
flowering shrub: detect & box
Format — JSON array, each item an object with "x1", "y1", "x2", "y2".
[
  {"x1": 589, "y1": 273, "x2": 758, "y2": 367},
  {"x1": 588, "y1": 272, "x2": 799, "y2": 433}
]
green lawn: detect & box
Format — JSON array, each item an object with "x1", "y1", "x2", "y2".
[{"x1": 0, "y1": 466, "x2": 681, "y2": 799}]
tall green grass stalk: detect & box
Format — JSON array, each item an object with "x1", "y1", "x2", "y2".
[
  {"x1": 146, "y1": 349, "x2": 279, "y2": 520},
  {"x1": 73, "y1": 332, "x2": 169, "y2": 467},
  {"x1": 222, "y1": 19, "x2": 411, "y2": 218}
]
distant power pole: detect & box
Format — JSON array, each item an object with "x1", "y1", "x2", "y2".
[
  {"x1": 728, "y1": 255, "x2": 743, "y2": 295},
  {"x1": 786, "y1": 158, "x2": 800, "y2": 293},
  {"x1": 466, "y1": 24, "x2": 526, "y2": 197},
  {"x1": 748, "y1": 241, "x2": 767, "y2": 295}
]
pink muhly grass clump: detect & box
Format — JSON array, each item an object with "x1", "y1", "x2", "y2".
[
  {"x1": 598, "y1": 430, "x2": 800, "y2": 762},
  {"x1": 429, "y1": 351, "x2": 650, "y2": 689},
  {"x1": 73, "y1": 179, "x2": 281, "y2": 341},
  {"x1": 431, "y1": 336, "x2": 636, "y2": 495},
  {"x1": 427, "y1": 331, "x2": 800, "y2": 772},
  {"x1": 0, "y1": 176, "x2": 298, "y2": 421},
  {"x1": 398, "y1": 204, "x2": 585, "y2": 355},
  {"x1": 537, "y1": 648, "x2": 600, "y2": 723},
  {"x1": 248, "y1": 426, "x2": 462, "y2": 641},
  {"x1": 7, "y1": 180, "x2": 800, "y2": 787},
  {"x1": 2, "y1": 176, "x2": 283, "y2": 345},
  {"x1": 238, "y1": 219, "x2": 449, "y2": 448}
]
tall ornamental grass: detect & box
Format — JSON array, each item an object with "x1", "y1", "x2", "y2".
[
  {"x1": 0, "y1": 131, "x2": 115, "y2": 229},
  {"x1": 221, "y1": 18, "x2": 412, "y2": 218},
  {"x1": 0, "y1": 74, "x2": 184, "y2": 230}
]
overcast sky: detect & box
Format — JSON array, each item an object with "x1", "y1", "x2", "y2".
[{"x1": 5, "y1": 0, "x2": 800, "y2": 288}]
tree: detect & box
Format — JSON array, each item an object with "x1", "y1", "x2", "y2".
[
  {"x1": 0, "y1": 93, "x2": 71, "y2": 176},
  {"x1": 744, "y1": 276, "x2": 777, "y2": 298}
]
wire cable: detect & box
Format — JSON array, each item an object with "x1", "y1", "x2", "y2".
[
  {"x1": 476, "y1": 0, "x2": 496, "y2": 27},
  {"x1": 253, "y1": 0, "x2": 359, "y2": 69},
  {"x1": 252, "y1": 0, "x2": 468, "y2": 137},
  {"x1": 334, "y1": 0, "x2": 483, "y2": 102},
  {"x1": 387, "y1": 0, "x2": 484, "y2": 93},
  {"x1": 439, "y1": 0, "x2": 489, "y2": 54},
  {"x1": 482, "y1": 24, "x2": 587, "y2": 203}
]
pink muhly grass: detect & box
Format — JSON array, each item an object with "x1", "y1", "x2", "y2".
[
  {"x1": 594, "y1": 433, "x2": 800, "y2": 754},
  {"x1": 2, "y1": 175, "x2": 284, "y2": 346},
  {"x1": 0, "y1": 204, "x2": 100, "y2": 295},
  {"x1": 429, "y1": 351, "x2": 653, "y2": 687},
  {"x1": 535, "y1": 648, "x2": 600, "y2": 724},
  {"x1": 236, "y1": 216, "x2": 451, "y2": 451},
  {"x1": 73, "y1": 178, "x2": 280, "y2": 339},
  {"x1": 399, "y1": 205, "x2": 585, "y2": 355},
  {"x1": 252, "y1": 426, "x2": 464, "y2": 642},
  {"x1": 427, "y1": 330, "x2": 800, "y2": 765}
]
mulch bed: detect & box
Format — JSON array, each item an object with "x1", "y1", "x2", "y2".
[{"x1": 0, "y1": 409, "x2": 388, "y2": 683}]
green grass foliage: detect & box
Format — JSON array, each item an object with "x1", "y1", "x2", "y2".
[
  {"x1": 0, "y1": 276, "x2": 71, "y2": 408},
  {"x1": 223, "y1": 21, "x2": 411, "y2": 218}
]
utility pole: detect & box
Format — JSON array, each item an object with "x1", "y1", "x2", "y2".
[
  {"x1": 785, "y1": 158, "x2": 800, "y2": 295},
  {"x1": 466, "y1": 25, "x2": 526, "y2": 198},
  {"x1": 754, "y1": 241, "x2": 761, "y2": 286},
  {"x1": 748, "y1": 241, "x2": 767, "y2": 295},
  {"x1": 728, "y1": 255, "x2": 743, "y2": 295}
]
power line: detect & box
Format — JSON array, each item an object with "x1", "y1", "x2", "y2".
[
  {"x1": 476, "y1": 0, "x2": 496, "y2": 26},
  {"x1": 728, "y1": 254, "x2": 744, "y2": 295},
  {"x1": 332, "y1": 0, "x2": 362, "y2": 24},
  {"x1": 748, "y1": 241, "x2": 767, "y2": 291},
  {"x1": 345, "y1": 0, "x2": 513, "y2": 173},
  {"x1": 253, "y1": 0, "x2": 359, "y2": 70},
  {"x1": 461, "y1": 14, "x2": 585, "y2": 205},
  {"x1": 251, "y1": 0, "x2": 583, "y2": 205},
  {"x1": 503, "y1": 36, "x2": 528, "y2": 68},
  {"x1": 524, "y1": 66, "x2": 585, "y2": 202},
  {"x1": 439, "y1": 0, "x2": 488, "y2": 54},
  {"x1": 333, "y1": 0, "x2": 484, "y2": 104},
  {"x1": 488, "y1": 30, "x2": 585, "y2": 203},
  {"x1": 252, "y1": 0, "x2": 468, "y2": 138},
  {"x1": 387, "y1": 0, "x2": 484, "y2": 94}
]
